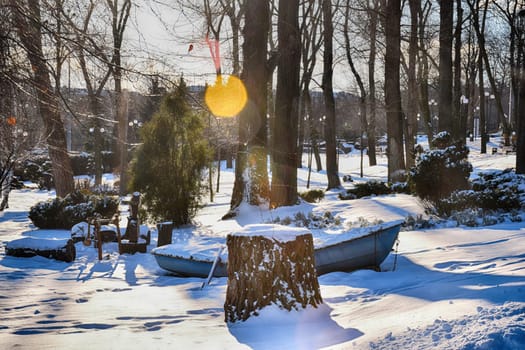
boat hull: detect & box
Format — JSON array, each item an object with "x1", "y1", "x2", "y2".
[
  {"x1": 152, "y1": 223, "x2": 401, "y2": 277},
  {"x1": 314, "y1": 223, "x2": 400, "y2": 275},
  {"x1": 153, "y1": 253, "x2": 228, "y2": 278}
]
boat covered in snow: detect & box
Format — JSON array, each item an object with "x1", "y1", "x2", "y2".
[{"x1": 151, "y1": 220, "x2": 402, "y2": 278}]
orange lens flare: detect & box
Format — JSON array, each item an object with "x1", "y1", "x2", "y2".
[{"x1": 205, "y1": 75, "x2": 247, "y2": 118}]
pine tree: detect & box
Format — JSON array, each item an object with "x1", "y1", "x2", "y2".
[{"x1": 129, "y1": 80, "x2": 210, "y2": 226}]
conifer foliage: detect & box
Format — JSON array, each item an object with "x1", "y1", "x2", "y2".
[
  {"x1": 409, "y1": 131, "x2": 472, "y2": 201},
  {"x1": 129, "y1": 80, "x2": 210, "y2": 226}
]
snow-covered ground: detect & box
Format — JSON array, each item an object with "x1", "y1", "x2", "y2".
[{"x1": 1, "y1": 138, "x2": 524, "y2": 349}]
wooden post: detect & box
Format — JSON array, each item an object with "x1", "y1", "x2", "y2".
[
  {"x1": 125, "y1": 192, "x2": 140, "y2": 243},
  {"x1": 224, "y1": 225, "x2": 323, "y2": 323},
  {"x1": 156, "y1": 222, "x2": 174, "y2": 247}
]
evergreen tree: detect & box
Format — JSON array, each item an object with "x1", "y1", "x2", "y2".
[{"x1": 129, "y1": 80, "x2": 210, "y2": 226}]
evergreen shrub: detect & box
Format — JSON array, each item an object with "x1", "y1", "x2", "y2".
[
  {"x1": 408, "y1": 132, "x2": 472, "y2": 201},
  {"x1": 299, "y1": 189, "x2": 325, "y2": 203},
  {"x1": 129, "y1": 80, "x2": 210, "y2": 226},
  {"x1": 28, "y1": 190, "x2": 119, "y2": 229},
  {"x1": 339, "y1": 180, "x2": 392, "y2": 200}
]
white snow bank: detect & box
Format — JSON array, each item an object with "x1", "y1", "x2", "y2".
[
  {"x1": 6, "y1": 237, "x2": 71, "y2": 250},
  {"x1": 230, "y1": 223, "x2": 311, "y2": 242}
]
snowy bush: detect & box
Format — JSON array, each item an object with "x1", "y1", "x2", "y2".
[
  {"x1": 270, "y1": 210, "x2": 342, "y2": 229},
  {"x1": 28, "y1": 190, "x2": 119, "y2": 229},
  {"x1": 299, "y1": 189, "x2": 325, "y2": 203},
  {"x1": 14, "y1": 153, "x2": 54, "y2": 190},
  {"x1": 408, "y1": 133, "x2": 472, "y2": 201},
  {"x1": 70, "y1": 152, "x2": 94, "y2": 175},
  {"x1": 339, "y1": 180, "x2": 392, "y2": 200},
  {"x1": 431, "y1": 169, "x2": 525, "y2": 224}
]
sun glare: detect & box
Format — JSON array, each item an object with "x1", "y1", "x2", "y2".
[{"x1": 205, "y1": 74, "x2": 247, "y2": 118}]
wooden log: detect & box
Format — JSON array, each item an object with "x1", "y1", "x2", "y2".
[
  {"x1": 224, "y1": 225, "x2": 323, "y2": 323},
  {"x1": 156, "y1": 222, "x2": 174, "y2": 247},
  {"x1": 6, "y1": 238, "x2": 76, "y2": 262}
]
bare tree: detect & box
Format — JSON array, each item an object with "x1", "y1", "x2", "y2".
[
  {"x1": 384, "y1": 0, "x2": 405, "y2": 181},
  {"x1": 229, "y1": 0, "x2": 270, "y2": 212},
  {"x1": 405, "y1": 0, "x2": 419, "y2": 168},
  {"x1": 438, "y1": 0, "x2": 453, "y2": 135},
  {"x1": 271, "y1": 0, "x2": 300, "y2": 207},
  {"x1": 106, "y1": 0, "x2": 132, "y2": 196},
  {"x1": 322, "y1": 0, "x2": 341, "y2": 190},
  {"x1": 12, "y1": 0, "x2": 74, "y2": 197}
]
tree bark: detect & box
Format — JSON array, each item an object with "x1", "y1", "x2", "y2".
[
  {"x1": 13, "y1": 0, "x2": 74, "y2": 198},
  {"x1": 106, "y1": 0, "x2": 131, "y2": 196},
  {"x1": 438, "y1": 0, "x2": 454, "y2": 134},
  {"x1": 322, "y1": 0, "x2": 341, "y2": 189},
  {"x1": 418, "y1": 2, "x2": 434, "y2": 146},
  {"x1": 367, "y1": 0, "x2": 379, "y2": 166},
  {"x1": 271, "y1": 0, "x2": 300, "y2": 208},
  {"x1": 406, "y1": 0, "x2": 419, "y2": 169},
  {"x1": 230, "y1": 0, "x2": 270, "y2": 211},
  {"x1": 384, "y1": 0, "x2": 405, "y2": 181},
  {"x1": 224, "y1": 228, "x2": 322, "y2": 323}
]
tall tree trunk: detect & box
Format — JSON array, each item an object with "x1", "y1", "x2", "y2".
[
  {"x1": 438, "y1": 0, "x2": 453, "y2": 134},
  {"x1": 229, "y1": 0, "x2": 270, "y2": 211},
  {"x1": 406, "y1": 0, "x2": 419, "y2": 168},
  {"x1": 322, "y1": 0, "x2": 341, "y2": 189},
  {"x1": 453, "y1": 0, "x2": 464, "y2": 143},
  {"x1": 418, "y1": 1, "x2": 433, "y2": 146},
  {"x1": 467, "y1": 0, "x2": 509, "y2": 139},
  {"x1": 344, "y1": 0, "x2": 368, "y2": 173},
  {"x1": 271, "y1": 0, "x2": 300, "y2": 208},
  {"x1": 367, "y1": 0, "x2": 379, "y2": 166},
  {"x1": 470, "y1": 0, "x2": 489, "y2": 153},
  {"x1": 384, "y1": 0, "x2": 405, "y2": 181},
  {"x1": 106, "y1": 0, "x2": 131, "y2": 196},
  {"x1": 13, "y1": 0, "x2": 74, "y2": 197}
]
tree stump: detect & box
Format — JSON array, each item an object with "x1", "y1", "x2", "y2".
[
  {"x1": 156, "y1": 222, "x2": 174, "y2": 247},
  {"x1": 6, "y1": 238, "x2": 76, "y2": 262},
  {"x1": 224, "y1": 224, "x2": 323, "y2": 323}
]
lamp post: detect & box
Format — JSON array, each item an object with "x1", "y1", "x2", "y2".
[
  {"x1": 460, "y1": 95, "x2": 469, "y2": 141},
  {"x1": 429, "y1": 99, "x2": 438, "y2": 136}
]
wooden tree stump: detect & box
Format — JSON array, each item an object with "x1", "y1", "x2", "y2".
[
  {"x1": 6, "y1": 238, "x2": 76, "y2": 262},
  {"x1": 224, "y1": 224, "x2": 323, "y2": 323}
]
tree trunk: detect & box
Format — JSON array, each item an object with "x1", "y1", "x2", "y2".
[
  {"x1": 367, "y1": 0, "x2": 379, "y2": 166},
  {"x1": 224, "y1": 227, "x2": 322, "y2": 323},
  {"x1": 13, "y1": 0, "x2": 74, "y2": 198},
  {"x1": 406, "y1": 0, "x2": 419, "y2": 169},
  {"x1": 438, "y1": 0, "x2": 454, "y2": 134},
  {"x1": 271, "y1": 0, "x2": 300, "y2": 208},
  {"x1": 322, "y1": 0, "x2": 341, "y2": 190},
  {"x1": 453, "y1": 0, "x2": 464, "y2": 142},
  {"x1": 384, "y1": 0, "x2": 405, "y2": 181},
  {"x1": 230, "y1": 0, "x2": 270, "y2": 211},
  {"x1": 344, "y1": 0, "x2": 369, "y2": 173},
  {"x1": 107, "y1": 0, "x2": 131, "y2": 196},
  {"x1": 418, "y1": 2, "x2": 434, "y2": 146}
]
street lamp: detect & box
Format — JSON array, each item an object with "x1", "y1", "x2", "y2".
[
  {"x1": 429, "y1": 99, "x2": 438, "y2": 134},
  {"x1": 460, "y1": 95, "x2": 469, "y2": 140}
]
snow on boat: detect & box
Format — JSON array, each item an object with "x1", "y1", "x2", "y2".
[{"x1": 151, "y1": 221, "x2": 402, "y2": 277}]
